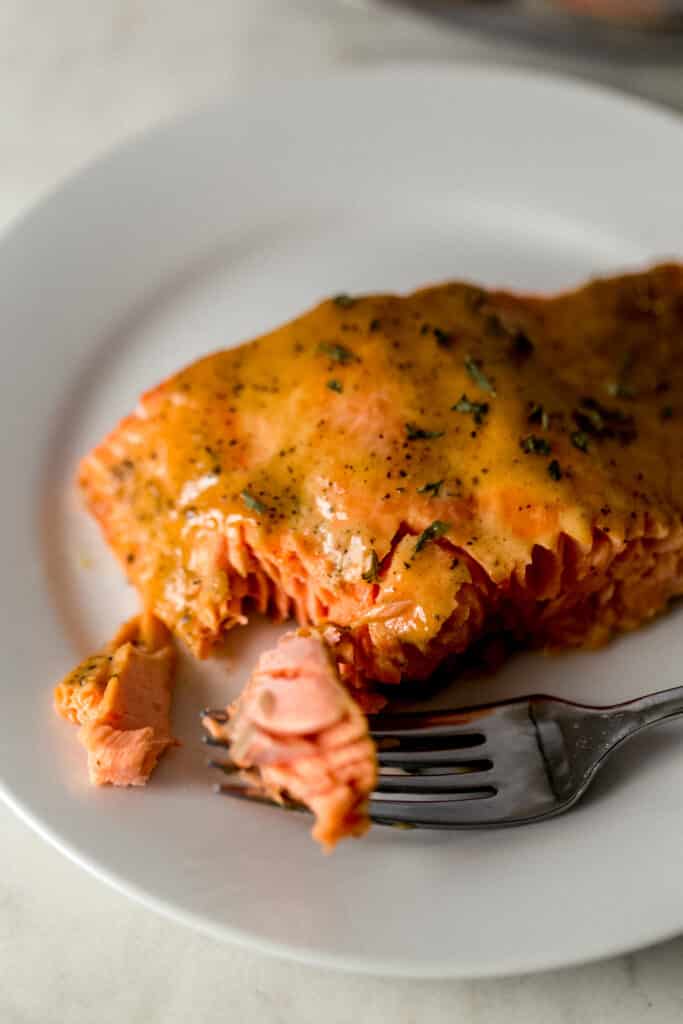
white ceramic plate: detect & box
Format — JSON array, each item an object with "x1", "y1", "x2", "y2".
[{"x1": 1, "y1": 66, "x2": 682, "y2": 979}]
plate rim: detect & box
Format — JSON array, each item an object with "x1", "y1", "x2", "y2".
[
  {"x1": 1, "y1": 60, "x2": 682, "y2": 250},
  {"x1": 4, "y1": 779, "x2": 682, "y2": 979}
]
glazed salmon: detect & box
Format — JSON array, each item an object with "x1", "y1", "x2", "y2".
[
  {"x1": 55, "y1": 614, "x2": 176, "y2": 786},
  {"x1": 203, "y1": 631, "x2": 377, "y2": 849},
  {"x1": 78, "y1": 265, "x2": 683, "y2": 707}
]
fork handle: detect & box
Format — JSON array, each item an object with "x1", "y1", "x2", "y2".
[
  {"x1": 534, "y1": 686, "x2": 683, "y2": 805},
  {"x1": 613, "y1": 685, "x2": 683, "y2": 735}
]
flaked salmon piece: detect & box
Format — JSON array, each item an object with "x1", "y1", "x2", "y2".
[
  {"x1": 79, "y1": 265, "x2": 683, "y2": 702},
  {"x1": 54, "y1": 613, "x2": 176, "y2": 786},
  {"x1": 203, "y1": 631, "x2": 377, "y2": 849}
]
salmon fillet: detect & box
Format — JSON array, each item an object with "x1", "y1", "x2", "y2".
[
  {"x1": 203, "y1": 631, "x2": 377, "y2": 849},
  {"x1": 55, "y1": 614, "x2": 176, "y2": 786},
  {"x1": 78, "y1": 264, "x2": 683, "y2": 706}
]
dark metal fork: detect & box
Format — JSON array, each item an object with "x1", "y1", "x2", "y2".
[{"x1": 202, "y1": 686, "x2": 683, "y2": 829}]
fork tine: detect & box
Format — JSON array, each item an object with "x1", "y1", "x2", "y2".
[
  {"x1": 376, "y1": 757, "x2": 493, "y2": 788},
  {"x1": 202, "y1": 734, "x2": 230, "y2": 749},
  {"x1": 368, "y1": 707, "x2": 496, "y2": 738},
  {"x1": 214, "y1": 783, "x2": 507, "y2": 828},
  {"x1": 377, "y1": 747, "x2": 490, "y2": 767},
  {"x1": 375, "y1": 773, "x2": 495, "y2": 794},
  {"x1": 375, "y1": 731, "x2": 487, "y2": 751},
  {"x1": 215, "y1": 783, "x2": 307, "y2": 813},
  {"x1": 379, "y1": 761, "x2": 492, "y2": 777},
  {"x1": 214, "y1": 783, "x2": 276, "y2": 805},
  {"x1": 207, "y1": 758, "x2": 239, "y2": 776},
  {"x1": 368, "y1": 790, "x2": 502, "y2": 827},
  {"x1": 202, "y1": 707, "x2": 230, "y2": 723}
]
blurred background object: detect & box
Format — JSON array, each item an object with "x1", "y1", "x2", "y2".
[{"x1": 346, "y1": 0, "x2": 683, "y2": 57}]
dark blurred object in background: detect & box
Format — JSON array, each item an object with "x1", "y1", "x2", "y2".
[{"x1": 374, "y1": 0, "x2": 683, "y2": 58}]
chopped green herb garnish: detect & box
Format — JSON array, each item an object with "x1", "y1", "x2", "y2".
[
  {"x1": 573, "y1": 397, "x2": 636, "y2": 445},
  {"x1": 362, "y1": 550, "x2": 379, "y2": 583},
  {"x1": 464, "y1": 355, "x2": 496, "y2": 396},
  {"x1": 511, "y1": 330, "x2": 534, "y2": 361},
  {"x1": 548, "y1": 460, "x2": 562, "y2": 481},
  {"x1": 661, "y1": 405, "x2": 674, "y2": 420},
  {"x1": 433, "y1": 327, "x2": 452, "y2": 348},
  {"x1": 571, "y1": 430, "x2": 590, "y2": 453},
  {"x1": 318, "y1": 341, "x2": 357, "y2": 364},
  {"x1": 520, "y1": 434, "x2": 552, "y2": 455},
  {"x1": 527, "y1": 403, "x2": 549, "y2": 430},
  {"x1": 607, "y1": 350, "x2": 637, "y2": 399},
  {"x1": 406, "y1": 422, "x2": 445, "y2": 441},
  {"x1": 452, "y1": 394, "x2": 489, "y2": 425},
  {"x1": 607, "y1": 380, "x2": 636, "y2": 399},
  {"x1": 417, "y1": 480, "x2": 444, "y2": 497},
  {"x1": 240, "y1": 490, "x2": 267, "y2": 514},
  {"x1": 414, "y1": 520, "x2": 450, "y2": 554},
  {"x1": 332, "y1": 293, "x2": 355, "y2": 308},
  {"x1": 576, "y1": 402, "x2": 605, "y2": 433},
  {"x1": 327, "y1": 379, "x2": 343, "y2": 393}
]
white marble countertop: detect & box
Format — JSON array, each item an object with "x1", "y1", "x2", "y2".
[{"x1": 2, "y1": 3, "x2": 683, "y2": 1020}]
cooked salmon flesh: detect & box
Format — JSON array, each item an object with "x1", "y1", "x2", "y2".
[
  {"x1": 55, "y1": 614, "x2": 176, "y2": 786},
  {"x1": 203, "y1": 631, "x2": 377, "y2": 849}
]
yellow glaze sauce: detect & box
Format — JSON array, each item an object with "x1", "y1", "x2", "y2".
[{"x1": 80, "y1": 265, "x2": 683, "y2": 660}]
